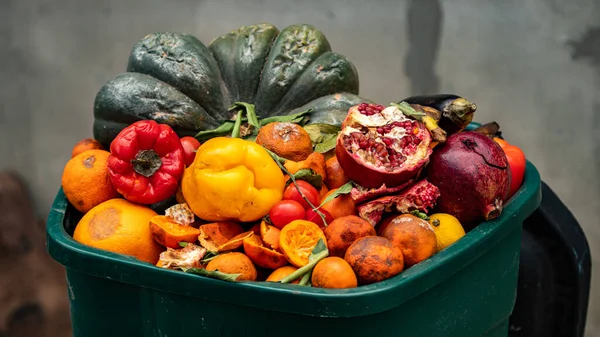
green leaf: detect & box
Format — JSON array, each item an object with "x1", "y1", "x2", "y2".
[
  {"x1": 285, "y1": 168, "x2": 323, "y2": 190},
  {"x1": 230, "y1": 102, "x2": 260, "y2": 129},
  {"x1": 183, "y1": 268, "x2": 240, "y2": 282},
  {"x1": 410, "y1": 210, "x2": 430, "y2": 221},
  {"x1": 195, "y1": 121, "x2": 234, "y2": 141},
  {"x1": 318, "y1": 181, "x2": 353, "y2": 208},
  {"x1": 392, "y1": 101, "x2": 426, "y2": 119},
  {"x1": 314, "y1": 133, "x2": 339, "y2": 153},
  {"x1": 303, "y1": 124, "x2": 324, "y2": 144},
  {"x1": 178, "y1": 242, "x2": 188, "y2": 248},
  {"x1": 261, "y1": 109, "x2": 313, "y2": 125},
  {"x1": 305, "y1": 123, "x2": 341, "y2": 135},
  {"x1": 309, "y1": 238, "x2": 328, "y2": 261}
]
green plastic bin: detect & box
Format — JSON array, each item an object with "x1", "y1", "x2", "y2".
[{"x1": 46, "y1": 127, "x2": 542, "y2": 337}]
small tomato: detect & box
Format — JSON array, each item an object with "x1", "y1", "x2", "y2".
[
  {"x1": 305, "y1": 208, "x2": 334, "y2": 229},
  {"x1": 269, "y1": 200, "x2": 306, "y2": 229},
  {"x1": 282, "y1": 180, "x2": 320, "y2": 210},
  {"x1": 180, "y1": 136, "x2": 201, "y2": 167},
  {"x1": 494, "y1": 137, "x2": 526, "y2": 200}
]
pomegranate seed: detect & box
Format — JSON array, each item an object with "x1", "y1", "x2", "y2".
[
  {"x1": 413, "y1": 137, "x2": 421, "y2": 145},
  {"x1": 382, "y1": 137, "x2": 393, "y2": 146},
  {"x1": 376, "y1": 127, "x2": 384, "y2": 134},
  {"x1": 359, "y1": 140, "x2": 368, "y2": 148}
]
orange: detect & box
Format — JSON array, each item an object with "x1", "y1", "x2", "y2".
[
  {"x1": 61, "y1": 149, "x2": 119, "y2": 214},
  {"x1": 284, "y1": 152, "x2": 328, "y2": 182},
  {"x1": 71, "y1": 138, "x2": 104, "y2": 158},
  {"x1": 320, "y1": 189, "x2": 357, "y2": 219},
  {"x1": 255, "y1": 122, "x2": 313, "y2": 161},
  {"x1": 325, "y1": 156, "x2": 350, "y2": 189},
  {"x1": 279, "y1": 220, "x2": 327, "y2": 267},
  {"x1": 149, "y1": 215, "x2": 201, "y2": 249},
  {"x1": 344, "y1": 236, "x2": 404, "y2": 285},
  {"x1": 324, "y1": 215, "x2": 376, "y2": 258},
  {"x1": 205, "y1": 252, "x2": 257, "y2": 281},
  {"x1": 319, "y1": 184, "x2": 329, "y2": 200},
  {"x1": 266, "y1": 266, "x2": 300, "y2": 284},
  {"x1": 243, "y1": 233, "x2": 288, "y2": 269},
  {"x1": 311, "y1": 257, "x2": 358, "y2": 289},
  {"x1": 73, "y1": 198, "x2": 163, "y2": 264},
  {"x1": 260, "y1": 220, "x2": 281, "y2": 251},
  {"x1": 380, "y1": 214, "x2": 437, "y2": 267},
  {"x1": 197, "y1": 222, "x2": 244, "y2": 252}
]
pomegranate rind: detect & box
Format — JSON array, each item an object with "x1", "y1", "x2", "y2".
[
  {"x1": 356, "y1": 179, "x2": 441, "y2": 226},
  {"x1": 336, "y1": 105, "x2": 433, "y2": 189},
  {"x1": 350, "y1": 179, "x2": 415, "y2": 204}
]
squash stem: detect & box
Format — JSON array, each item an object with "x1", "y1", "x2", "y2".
[{"x1": 231, "y1": 110, "x2": 243, "y2": 138}]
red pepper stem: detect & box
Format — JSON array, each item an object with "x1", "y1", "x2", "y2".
[{"x1": 131, "y1": 149, "x2": 162, "y2": 178}]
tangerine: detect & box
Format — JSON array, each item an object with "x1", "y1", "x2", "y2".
[
  {"x1": 324, "y1": 215, "x2": 376, "y2": 258},
  {"x1": 344, "y1": 236, "x2": 404, "y2": 285},
  {"x1": 255, "y1": 122, "x2": 313, "y2": 161},
  {"x1": 283, "y1": 152, "x2": 328, "y2": 182},
  {"x1": 325, "y1": 156, "x2": 350, "y2": 189},
  {"x1": 71, "y1": 138, "x2": 104, "y2": 158},
  {"x1": 311, "y1": 257, "x2": 358, "y2": 289},
  {"x1": 266, "y1": 266, "x2": 300, "y2": 284},
  {"x1": 73, "y1": 198, "x2": 163, "y2": 264},
  {"x1": 149, "y1": 215, "x2": 201, "y2": 248},
  {"x1": 205, "y1": 252, "x2": 257, "y2": 281},
  {"x1": 279, "y1": 220, "x2": 327, "y2": 267},
  {"x1": 380, "y1": 214, "x2": 437, "y2": 267},
  {"x1": 61, "y1": 149, "x2": 120, "y2": 214},
  {"x1": 320, "y1": 189, "x2": 357, "y2": 219}
]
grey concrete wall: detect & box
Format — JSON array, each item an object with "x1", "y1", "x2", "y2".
[{"x1": 1, "y1": 0, "x2": 598, "y2": 335}]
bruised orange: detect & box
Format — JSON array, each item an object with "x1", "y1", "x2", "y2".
[
  {"x1": 243, "y1": 233, "x2": 288, "y2": 269},
  {"x1": 71, "y1": 138, "x2": 104, "y2": 158},
  {"x1": 279, "y1": 220, "x2": 327, "y2": 267},
  {"x1": 311, "y1": 257, "x2": 358, "y2": 289},
  {"x1": 266, "y1": 266, "x2": 300, "y2": 284},
  {"x1": 380, "y1": 214, "x2": 437, "y2": 267},
  {"x1": 255, "y1": 122, "x2": 313, "y2": 161},
  {"x1": 198, "y1": 221, "x2": 244, "y2": 252},
  {"x1": 62, "y1": 149, "x2": 119, "y2": 214},
  {"x1": 325, "y1": 156, "x2": 350, "y2": 189},
  {"x1": 344, "y1": 236, "x2": 404, "y2": 285},
  {"x1": 149, "y1": 215, "x2": 201, "y2": 248},
  {"x1": 205, "y1": 252, "x2": 257, "y2": 281},
  {"x1": 73, "y1": 198, "x2": 163, "y2": 264},
  {"x1": 320, "y1": 189, "x2": 357, "y2": 219},
  {"x1": 324, "y1": 215, "x2": 376, "y2": 258}
]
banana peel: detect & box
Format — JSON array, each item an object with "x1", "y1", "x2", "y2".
[{"x1": 392, "y1": 102, "x2": 447, "y2": 145}]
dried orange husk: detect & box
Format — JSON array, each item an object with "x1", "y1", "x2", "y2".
[
  {"x1": 243, "y1": 233, "x2": 288, "y2": 269},
  {"x1": 197, "y1": 222, "x2": 244, "y2": 253},
  {"x1": 150, "y1": 215, "x2": 202, "y2": 249},
  {"x1": 260, "y1": 220, "x2": 281, "y2": 252},
  {"x1": 156, "y1": 243, "x2": 207, "y2": 270},
  {"x1": 217, "y1": 231, "x2": 254, "y2": 252}
]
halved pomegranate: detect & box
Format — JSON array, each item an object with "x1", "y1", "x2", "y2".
[{"x1": 335, "y1": 103, "x2": 432, "y2": 189}]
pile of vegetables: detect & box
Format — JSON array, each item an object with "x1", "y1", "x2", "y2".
[{"x1": 61, "y1": 22, "x2": 527, "y2": 288}]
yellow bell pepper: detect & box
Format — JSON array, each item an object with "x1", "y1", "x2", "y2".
[{"x1": 181, "y1": 137, "x2": 285, "y2": 222}]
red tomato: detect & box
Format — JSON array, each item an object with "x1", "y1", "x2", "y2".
[
  {"x1": 494, "y1": 138, "x2": 526, "y2": 200},
  {"x1": 180, "y1": 136, "x2": 201, "y2": 167},
  {"x1": 305, "y1": 208, "x2": 334, "y2": 229},
  {"x1": 269, "y1": 200, "x2": 306, "y2": 229},
  {"x1": 282, "y1": 180, "x2": 320, "y2": 210}
]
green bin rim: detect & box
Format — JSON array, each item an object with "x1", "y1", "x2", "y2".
[{"x1": 46, "y1": 123, "x2": 543, "y2": 318}]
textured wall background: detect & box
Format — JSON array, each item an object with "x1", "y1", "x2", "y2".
[{"x1": 1, "y1": 0, "x2": 598, "y2": 335}]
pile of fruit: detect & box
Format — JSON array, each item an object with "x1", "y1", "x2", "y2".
[{"x1": 60, "y1": 23, "x2": 527, "y2": 289}]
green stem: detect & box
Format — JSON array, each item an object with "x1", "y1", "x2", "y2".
[
  {"x1": 231, "y1": 110, "x2": 243, "y2": 138},
  {"x1": 280, "y1": 250, "x2": 328, "y2": 284},
  {"x1": 298, "y1": 270, "x2": 312, "y2": 286}
]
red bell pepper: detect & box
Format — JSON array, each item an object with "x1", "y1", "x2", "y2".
[{"x1": 107, "y1": 120, "x2": 185, "y2": 205}]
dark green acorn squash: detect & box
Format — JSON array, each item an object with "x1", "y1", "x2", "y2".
[{"x1": 93, "y1": 23, "x2": 367, "y2": 148}]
